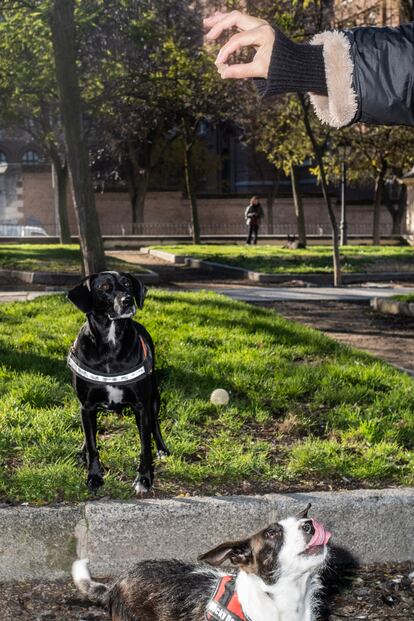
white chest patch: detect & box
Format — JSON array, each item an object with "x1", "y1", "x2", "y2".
[
  {"x1": 106, "y1": 386, "x2": 124, "y2": 404},
  {"x1": 107, "y1": 321, "x2": 116, "y2": 345}
]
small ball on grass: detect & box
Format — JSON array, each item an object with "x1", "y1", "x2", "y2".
[{"x1": 210, "y1": 388, "x2": 229, "y2": 406}]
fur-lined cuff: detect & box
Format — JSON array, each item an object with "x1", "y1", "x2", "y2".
[{"x1": 310, "y1": 31, "x2": 358, "y2": 128}]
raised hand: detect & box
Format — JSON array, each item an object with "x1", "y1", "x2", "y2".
[{"x1": 203, "y1": 10, "x2": 275, "y2": 79}]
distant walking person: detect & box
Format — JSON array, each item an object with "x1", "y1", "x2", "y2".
[{"x1": 245, "y1": 196, "x2": 264, "y2": 245}]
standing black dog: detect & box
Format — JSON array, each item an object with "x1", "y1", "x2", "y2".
[{"x1": 67, "y1": 271, "x2": 169, "y2": 493}]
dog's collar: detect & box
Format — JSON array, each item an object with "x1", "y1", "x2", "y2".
[
  {"x1": 206, "y1": 576, "x2": 251, "y2": 621},
  {"x1": 67, "y1": 336, "x2": 153, "y2": 385}
]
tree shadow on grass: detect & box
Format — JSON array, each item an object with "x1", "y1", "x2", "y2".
[{"x1": 0, "y1": 349, "x2": 69, "y2": 383}]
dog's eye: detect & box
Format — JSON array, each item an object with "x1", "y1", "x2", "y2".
[
  {"x1": 123, "y1": 280, "x2": 131, "y2": 288},
  {"x1": 302, "y1": 522, "x2": 313, "y2": 534},
  {"x1": 264, "y1": 528, "x2": 280, "y2": 540},
  {"x1": 100, "y1": 282, "x2": 111, "y2": 292}
]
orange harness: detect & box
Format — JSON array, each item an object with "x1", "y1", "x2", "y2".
[{"x1": 205, "y1": 576, "x2": 251, "y2": 621}]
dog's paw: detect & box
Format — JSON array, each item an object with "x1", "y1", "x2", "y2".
[
  {"x1": 87, "y1": 474, "x2": 104, "y2": 493},
  {"x1": 156, "y1": 449, "x2": 170, "y2": 460},
  {"x1": 133, "y1": 475, "x2": 152, "y2": 494}
]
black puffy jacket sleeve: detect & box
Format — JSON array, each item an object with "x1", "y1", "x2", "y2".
[
  {"x1": 258, "y1": 22, "x2": 414, "y2": 128},
  {"x1": 310, "y1": 22, "x2": 414, "y2": 127}
]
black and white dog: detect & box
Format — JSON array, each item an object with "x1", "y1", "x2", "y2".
[
  {"x1": 67, "y1": 271, "x2": 169, "y2": 494},
  {"x1": 72, "y1": 504, "x2": 331, "y2": 621}
]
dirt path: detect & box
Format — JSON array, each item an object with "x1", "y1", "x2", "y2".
[
  {"x1": 258, "y1": 300, "x2": 414, "y2": 374},
  {"x1": 1, "y1": 562, "x2": 413, "y2": 620}
]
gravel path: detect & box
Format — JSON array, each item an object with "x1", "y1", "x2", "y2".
[{"x1": 2, "y1": 562, "x2": 413, "y2": 620}]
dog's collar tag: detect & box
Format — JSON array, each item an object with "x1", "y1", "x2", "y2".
[
  {"x1": 67, "y1": 336, "x2": 153, "y2": 385},
  {"x1": 205, "y1": 576, "x2": 251, "y2": 621}
]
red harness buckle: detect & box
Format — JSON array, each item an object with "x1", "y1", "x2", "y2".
[{"x1": 205, "y1": 576, "x2": 250, "y2": 621}]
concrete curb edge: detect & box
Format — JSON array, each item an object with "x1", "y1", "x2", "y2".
[
  {"x1": 147, "y1": 250, "x2": 414, "y2": 284},
  {"x1": 1, "y1": 488, "x2": 413, "y2": 581}
]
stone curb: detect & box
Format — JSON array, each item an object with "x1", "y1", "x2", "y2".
[
  {"x1": 371, "y1": 297, "x2": 414, "y2": 317},
  {"x1": 1, "y1": 488, "x2": 413, "y2": 581},
  {"x1": 0, "y1": 267, "x2": 160, "y2": 286},
  {"x1": 147, "y1": 250, "x2": 414, "y2": 284}
]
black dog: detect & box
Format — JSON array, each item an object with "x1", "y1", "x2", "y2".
[{"x1": 67, "y1": 271, "x2": 169, "y2": 493}]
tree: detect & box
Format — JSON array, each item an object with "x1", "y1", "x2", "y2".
[
  {"x1": 156, "y1": 2, "x2": 248, "y2": 243},
  {"x1": 0, "y1": 2, "x2": 71, "y2": 243},
  {"x1": 329, "y1": 124, "x2": 414, "y2": 243},
  {"x1": 49, "y1": 0, "x2": 106, "y2": 274}
]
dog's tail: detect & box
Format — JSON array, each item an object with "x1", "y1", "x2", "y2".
[{"x1": 72, "y1": 558, "x2": 109, "y2": 606}]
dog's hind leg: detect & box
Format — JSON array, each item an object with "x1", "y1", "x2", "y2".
[
  {"x1": 81, "y1": 406, "x2": 104, "y2": 492},
  {"x1": 151, "y1": 381, "x2": 170, "y2": 458},
  {"x1": 133, "y1": 403, "x2": 154, "y2": 494}
]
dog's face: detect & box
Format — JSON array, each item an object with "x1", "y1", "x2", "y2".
[
  {"x1": 199, "y1": 504, "x2": 331, "y2": 585},
  {"x1": 68, "y1": 271, "x2": 147, "y2": 318}
]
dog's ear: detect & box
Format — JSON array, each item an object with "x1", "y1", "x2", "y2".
[
  {"x1": 68, "y1": 276, "x2": 95, "y2": 313},
  {"x1": 296, "y1": 503, "x2": 312, "y2": 519},
  {"x1": 198, "y1": 538, "x2": 252, "y2": 567},
  {"x1": 126, "y1": 274, "x2": 147, "y2": 310}
]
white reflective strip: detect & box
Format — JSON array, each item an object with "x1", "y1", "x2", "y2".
[{"x1": 68, "y1": 356, "x2": 146, "y2": 384}]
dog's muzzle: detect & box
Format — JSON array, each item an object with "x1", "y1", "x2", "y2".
[{"x1": 67, "y1": 336, "x2": 153, "y2": 385}]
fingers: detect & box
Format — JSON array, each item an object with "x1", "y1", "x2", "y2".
[
  {"x1": 217, "y1": 60, "x2": 267, "y2": 80},
  {"x1": 204, "y1": 10, "x2": 265, "y2": 41},
  {"x1": 216, "y1": 29, "x2": 258, "y2": 65}
]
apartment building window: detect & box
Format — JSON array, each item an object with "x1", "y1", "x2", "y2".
[
  {"x1": 0, "y1": 151, "x2": 7, "y2": 163},
  {"x1": 22, "y1": 149, "x2": 40, "y2": 163}
]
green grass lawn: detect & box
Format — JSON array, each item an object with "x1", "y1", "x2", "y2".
[
  {"x1": 392, "y1": 294, "x2": 414, "y2": 302},
  {"x1": 0, "y1": 244, "x2": 145, "y2": 273},
  {"x1": 153, "y1": 244, "x2": 414, "y2": 274},
  {"x1": 1, "y1": 290, "x2": 413, "y2": 504}
]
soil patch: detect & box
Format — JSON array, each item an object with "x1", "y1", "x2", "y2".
[{"x1": 258, "y1": 299, "x2": 414, "y2": 374}]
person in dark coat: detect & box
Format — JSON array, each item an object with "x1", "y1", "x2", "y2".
[
  {"x1": 245, "y1": 196, "x2": 264, "y2": 244},
  {"x1": 204, "y1": 10, "x2": 414, "y2": 128}
]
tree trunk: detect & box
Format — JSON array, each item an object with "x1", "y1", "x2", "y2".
[
  {"x1": 299, "y1": 94, "x2": 341, "y2": 286},
  {"x1": 126, "y1": 166, "x2": 149, "y2": 234},
  {"x1": 51, "y1": 154, "x2": 71, "y2": 244},
  {"x1": 184, "y1": 142, "x2": 200, "y2": 244},
  {"x1": 266, "y1": 171, "x2": 279, "y2": 235},
  {"x1": 384, "y1": 182, "x2": 407, "y2": 236},
  {"x1": 50, "y1": 0, "x2": 106, "y2": 275},
  {"x1": 373, "y1": 161, "x2": 387, "y2": 245},
  {"x1": 290, "y1": 165, "x2": 307, "y2": 248}
]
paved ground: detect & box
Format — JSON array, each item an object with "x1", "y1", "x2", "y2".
[
  {"x1": 2, "y1": 562, "x2": 413, "y2": 620},
  {"x1": 180, "y1": 283, "x2": 414, "y2": 302}
]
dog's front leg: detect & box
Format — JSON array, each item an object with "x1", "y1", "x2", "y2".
[
  {"x1": 81, "y1": 406, "x2": 104, "y2": 492},
  {"x1": 151, "y1": 380, "x2": 170, "y2": 458},
  {"x1": 133, "y1": 403, "x2": 154, "y2": 494}
]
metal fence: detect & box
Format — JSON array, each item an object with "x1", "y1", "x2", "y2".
[{"x1": 0, "y1": 220, "x2": 404, "y2": 238}]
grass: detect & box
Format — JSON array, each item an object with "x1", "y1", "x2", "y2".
[
  {"x1": 153, "y1": 244, "x2": 414, "y2": 274},
  {"x1": 0, "y1": 244, "x2": 145, "y2": 273},
  {"x1": 1, "y1": 290, "x2": 413, "y2": 504},
  {"x1": 392, "y1": 294, "x2": 414, "y2": 302}
]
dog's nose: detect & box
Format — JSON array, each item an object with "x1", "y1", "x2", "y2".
[{"x1": 121, "y1": 295, "x2": 133, "y2": 306}]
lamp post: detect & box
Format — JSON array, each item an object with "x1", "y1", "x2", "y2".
[{"x1": 340, "y1": 146, "x2": 348, "y2": 246}]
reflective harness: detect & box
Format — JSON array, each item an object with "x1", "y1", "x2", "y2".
[
  {"x1": 67, "y1": 335, "x2": 153, "y2": 385},
  {"x1": 205, "y1": 576, "x2": 251, "y2": 621}
]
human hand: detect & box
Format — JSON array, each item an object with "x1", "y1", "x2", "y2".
[{"x1": 203, "y1": 10, "x2": 275, "y2": 79}]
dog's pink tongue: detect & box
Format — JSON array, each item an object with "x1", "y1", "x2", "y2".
[{"x1": 307, "y1": 519, "x2": 331, "y2": 548}]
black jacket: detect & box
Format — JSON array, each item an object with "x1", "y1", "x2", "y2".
[{"x1": 259, "y1": 22, "x2": 414, "y2": 128}]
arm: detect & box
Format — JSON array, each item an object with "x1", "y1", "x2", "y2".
[{"x1": 204, "y1": 11, "x2": 414, "y2": 128}]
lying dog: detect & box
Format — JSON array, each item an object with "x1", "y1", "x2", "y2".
[
  {"x1": 67, "y1": 271, "x2": 169, "y2": 493},
  {"x1": 72, "y1": 504, "x2": 331, "y2": 621}
]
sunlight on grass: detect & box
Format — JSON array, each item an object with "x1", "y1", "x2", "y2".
[
  {"x1": 153, "y1": 244, "x2": 414, "y2": 274},
  {"x1": 0, "y1": 290, "x2": 413, "y2": 503},
  {"x1": 0, "y1": 244, "x2": 145, "y2": 273}
]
